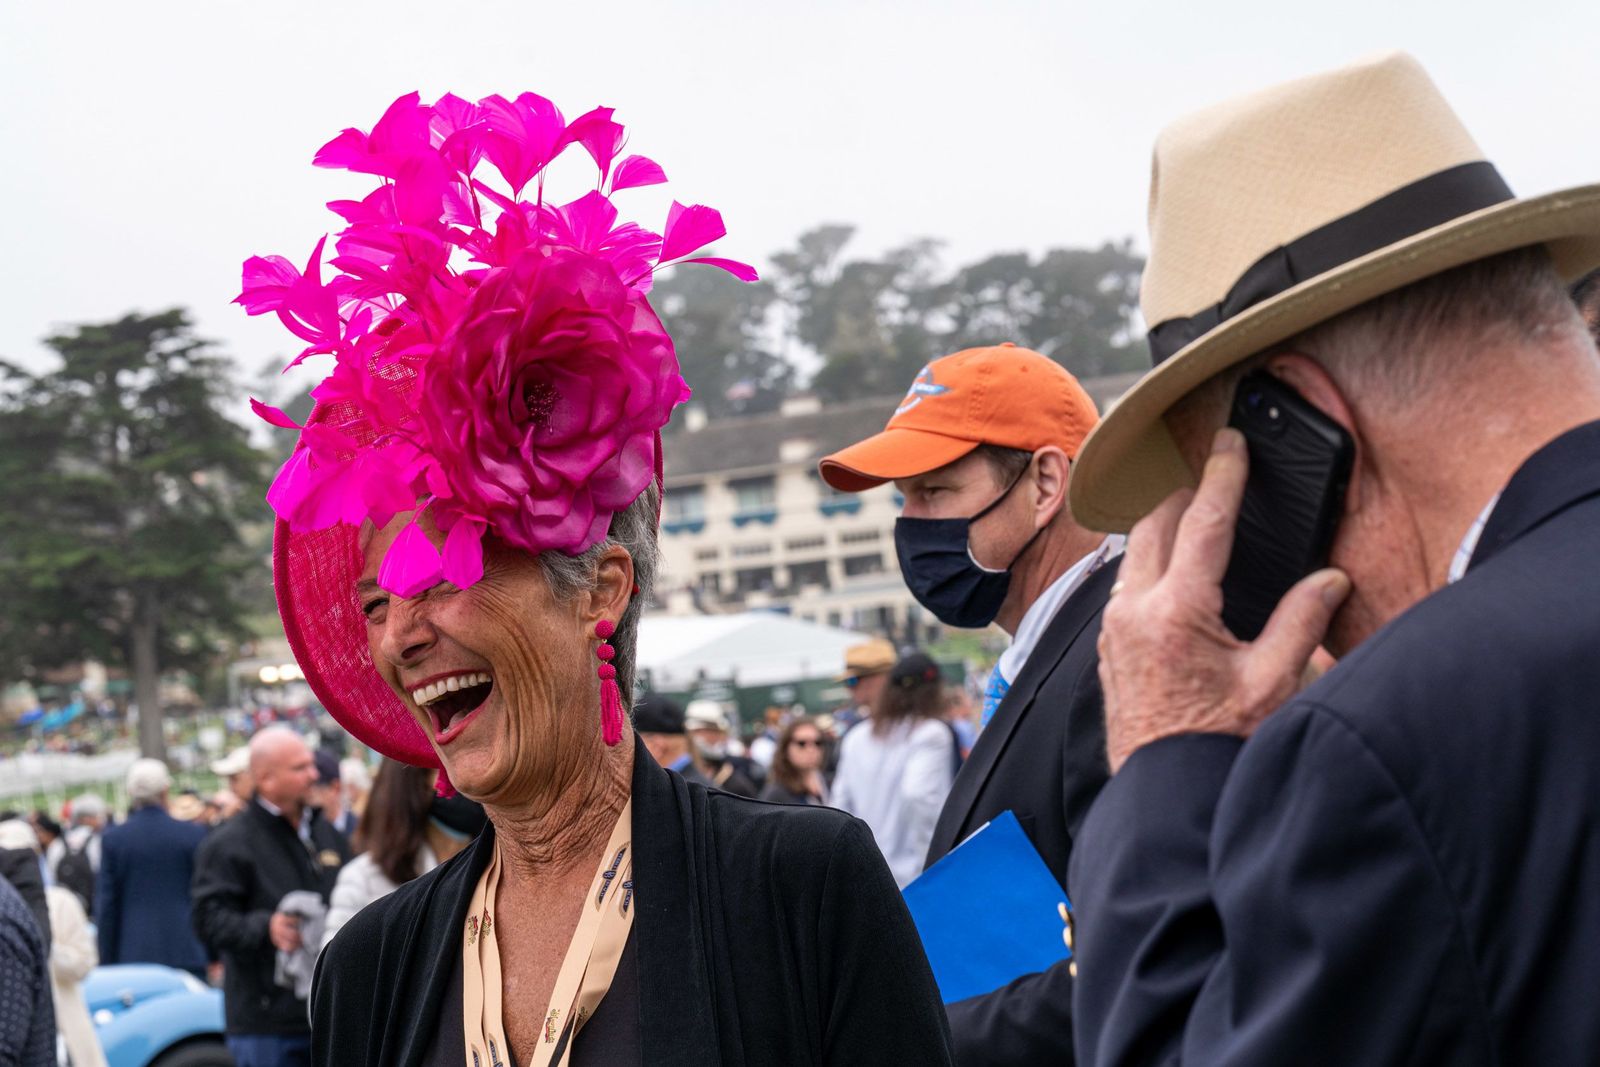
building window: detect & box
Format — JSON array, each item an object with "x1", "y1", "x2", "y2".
[
  {"x1": 815, "y1": 473, "x2": 862, "y2": 517},
  {"x1": 734, "y1": 566, "x2": 776, "y2": 593},
  {"x1": 663, "y1": 485, "x2": 707, "y2": 535},
  {"x1": 827, "y1": 611, "x2": 843, "y2": 628},
  {"x1": 730, "y1": 477, "x2": 778, "y2": 527},
  {"x1": 839, "y1": 529, "x2": 880, "y2": 545},
  {"x1": 732, "y1": 542, "x2": 773, "y2": 559},
  {"x1": 697, "y1": 573, "x2": 722, "y2": 593},
  {"x1": 843, "y1": 553, "x2": 885, "y2": 578},
  {"x1": 694, "y1": 548, "x2": 720, "y2": 562},
  {"x1": 785, "y1": 536, "x2": 826, "y2": 552},
  {"x1": 788, "y1": 560, "x2": 831, "y2": 590}
]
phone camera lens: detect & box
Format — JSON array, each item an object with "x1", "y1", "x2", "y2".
[
  {"x1": 1246, "y1": 391, "x2": 1263, "y2": 410},
  {"x1": 1268, "y1": 405, "x2": 1281, "y2": 420}
]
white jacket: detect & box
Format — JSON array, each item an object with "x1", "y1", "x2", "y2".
[
  {"x1": 47, "y1": 885, "x2": 108, "y2": 1067},
  {"x1": 322, "y1": 845, "x2": 438, "y2": 950},
  {"x1": 830, "y1": 719, "x2": 955, "y2": 888}
]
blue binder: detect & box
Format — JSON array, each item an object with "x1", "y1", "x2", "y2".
[{"x1": 902, "y1": 810, "x2": 1070, "y2": 1004}]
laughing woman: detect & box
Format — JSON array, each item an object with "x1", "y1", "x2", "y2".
[{"x1": 247, "y1": 93, "x2": 952, "y2": 1067}]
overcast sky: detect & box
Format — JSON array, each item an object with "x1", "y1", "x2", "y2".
[{"x1": 2, "y1": 0, "x2": 1594, "y2": 387}]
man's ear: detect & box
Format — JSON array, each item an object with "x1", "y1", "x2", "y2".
[
  {"x1": 583, "y1": 546, "x2": 636, "y2": 626},
  {"x1": 1030, "y1": 446, "x2": 1072, "y2": 529},
  {"x1": 1265, "y1": 353, "x2": 1368, "y2": 516}
]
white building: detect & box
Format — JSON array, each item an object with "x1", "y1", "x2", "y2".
[{"x1": 654, "y1": 373, "x2": 1138, "y2": 642}]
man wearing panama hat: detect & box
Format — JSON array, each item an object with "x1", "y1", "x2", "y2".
[{"x1": 1065, "y1": 53, "x2": 1600, "y2": 1063}]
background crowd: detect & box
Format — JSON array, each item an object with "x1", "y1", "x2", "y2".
[{"x1": 0, "y1": 631, "x2": 986, "y2": 1065}]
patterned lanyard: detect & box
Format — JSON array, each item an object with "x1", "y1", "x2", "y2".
[{"x1": 461, "y1": 799, "x2": 635, "y2": 1067}]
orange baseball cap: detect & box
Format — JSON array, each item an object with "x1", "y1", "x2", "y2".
[{"x1": 818, "y1": 343, "x2": 1100, "y2": 492}]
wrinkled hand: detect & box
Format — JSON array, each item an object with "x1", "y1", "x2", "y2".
[
  {"x1": 269, "y1": 911, "x2": 303, "y2": 952},
  {"x1": 1099, "y1": 429, "x2": 1351, "y2": 774}
]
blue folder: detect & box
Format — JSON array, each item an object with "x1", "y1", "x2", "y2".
[{"x1": 902, "y1": 810, "x2": 1070, "y2": 1004}]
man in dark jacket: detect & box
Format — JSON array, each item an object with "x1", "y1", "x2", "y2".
[
  {"x1": 636, "y1": 693, "x2": 718, "y2": 788},
  {"x1": 98, "y1": 758, "x2": 209, "y2": 975},
  {"x1": 1064, "y1": 53, "x2": 1600, "y2": 1064},
  {"x1": 193, "y1": 726, "x2": 350, "y2": 1067},
  {"x1": 819, "y1": 342, "x2": 1119, "y2": 1065}
]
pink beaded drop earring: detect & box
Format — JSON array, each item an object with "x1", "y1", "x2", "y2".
[{"x1": 594, "y1": 620, "x2": 624, "y2": 746}]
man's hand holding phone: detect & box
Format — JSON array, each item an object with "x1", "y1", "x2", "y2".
[{"x1": 1097, "y1": 429, "x2": 1352, "y2": 774}]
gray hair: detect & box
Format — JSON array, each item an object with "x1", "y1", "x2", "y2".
[
  {"x1": 537, "y1": 482, "x2": 659, "y2": 708},
  {"x1": 1167, "y1": 246, "x2": 1586, "y2": 436}
]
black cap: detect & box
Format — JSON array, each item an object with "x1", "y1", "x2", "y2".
[
  {"x1": 633, "y1": 692, "x2": 686, "y2": 735},
  {"x1": 890, "y1": 652, "x2": 942, "y2": 689},
  {"x1": 313, "y1": 748, "x2": 342, "y2": 782}
]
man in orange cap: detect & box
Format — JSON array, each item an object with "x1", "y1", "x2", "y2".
[{"x1": 819, "y1": 342, "x2": 1122, "y2": 1066}]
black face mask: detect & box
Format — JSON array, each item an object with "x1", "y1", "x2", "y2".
[
  {"x1": 894, "y1": 468, "x2": 1044, "y2": 628},
  {"x1": 428, "y1": 794, "x2": 488, "y2": 841}
]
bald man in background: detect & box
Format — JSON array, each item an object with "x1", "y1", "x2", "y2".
[{"x1": 192, "y1": 727, "x2": 351, "y2": 1067}]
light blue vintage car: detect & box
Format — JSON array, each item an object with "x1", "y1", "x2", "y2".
[{"x1": 80, "y1": 964, "x2": 232, "y2": 1067}]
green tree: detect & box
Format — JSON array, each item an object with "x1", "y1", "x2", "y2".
[
  {"x1": 651, "y1": 266, "x2": 791, "y2": 420},
  {"x1": 0, "y1": 310, "x2": 268, "y2": 758},
  {"x1": 772, "y1": 227, "x2": 949, "y2": 401},
  {"x1": 940, "y1": 240, "x2": 1146, "y2": 378},
  {"x1": 772, "y1": 228, "x2": 1145, "y2": 399}
]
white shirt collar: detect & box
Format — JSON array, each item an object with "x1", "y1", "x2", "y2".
[
  {"x1": 997, "y1": 535, "x2": 1125, "y2": 685},
  {"x1": 1447, "y1": 493, "x2": 1501, "y2": 584}
]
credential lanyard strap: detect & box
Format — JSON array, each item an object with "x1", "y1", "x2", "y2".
[{"x1": 462, "y1": 799, "x2": 635, "y2": 1067}]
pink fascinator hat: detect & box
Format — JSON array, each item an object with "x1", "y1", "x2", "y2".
[{"x1": 242, "y1": 91, "x2": 754, "y2": 777}]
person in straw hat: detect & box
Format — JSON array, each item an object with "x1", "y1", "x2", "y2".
[
  {"x1": 1064, "y1": 52, "x2": 1600, "y2": 1063},
  {"x1": 832, "y1": 636, "x2": 897, "y2": 733},
  {"x1": 243, "y1": 90, "x2": 953, "y2": 1066}
]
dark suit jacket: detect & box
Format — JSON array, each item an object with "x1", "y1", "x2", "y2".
[
  {"x1": 193, "y1": 800, "x2": 351, "y2": 1035},
  {"x1": 313, "y1": 736, "x2": 954, "y2": 1067},
  {"x1": 97, "y1": 804, "x2": 209, "y2": 973},
  {"x1": 930, "y1": 559, "x2": 1117, "y2": 1066},
  {"x1": 1070, "y1": 421, "x2": 1600, "y2": 1065}
]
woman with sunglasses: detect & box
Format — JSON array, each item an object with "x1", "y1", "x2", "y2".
[{"x1": 758, "y1": 718, "x2": 830, "y2": 806}]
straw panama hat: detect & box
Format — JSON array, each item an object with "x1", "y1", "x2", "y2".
[{"x1": 1070, "y1": 51, "x2": 1600, "y2": 532}]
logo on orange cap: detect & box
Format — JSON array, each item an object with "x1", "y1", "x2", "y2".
[
  {"x1": 818, "y1": 343, "x2": 1100, "y2": 493},
  {"x1": 895, "y1": 365, "x2": 951, "y2": 416}
]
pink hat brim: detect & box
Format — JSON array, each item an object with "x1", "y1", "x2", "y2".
[{"x1": 274, "y1": 517, "x2": 440, "y2": 771}]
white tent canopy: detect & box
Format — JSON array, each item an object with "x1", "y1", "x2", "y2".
[{"x1": 636, "y1": 612, "x2": 867, "y2": 690}]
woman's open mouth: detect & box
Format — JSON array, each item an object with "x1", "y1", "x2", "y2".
[{"x1": 410, "y1": 671, "x2": 494, "y2": 743}]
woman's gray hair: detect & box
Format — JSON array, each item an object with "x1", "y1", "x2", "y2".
[{"x1": 537, "y1": 482, "x2": 659, "y2": 708}]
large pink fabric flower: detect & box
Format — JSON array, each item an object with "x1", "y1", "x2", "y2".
[
  {"x1": 418, "y1": 247, "x2": 686, "y2": 556},
  {"x1": 238, "y1": 91, "x2": 755, "y2": 597}
]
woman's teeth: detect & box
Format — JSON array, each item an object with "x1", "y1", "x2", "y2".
[{"x1": 411, "y1": 672, "x2": 492, "y2": 707}]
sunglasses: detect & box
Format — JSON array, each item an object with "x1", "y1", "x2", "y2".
[{"x1": 790, "y1": 738, "x2": 822, "y2": 748}]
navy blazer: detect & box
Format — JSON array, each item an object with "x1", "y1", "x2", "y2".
[
  {"x1": 929, "y1": 559, "x2": 1116, "y2": 1066},
  {"x1": 97, "y1": 805, "x2": 210, "y2": 974},
  {"x1": 1070, "y1": 421, "x2": 1600, "y2": 1065}
]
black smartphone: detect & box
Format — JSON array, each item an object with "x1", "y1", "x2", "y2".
[{"x1": 1220, "y1": 372, "x2": 1354, "y2": 641}]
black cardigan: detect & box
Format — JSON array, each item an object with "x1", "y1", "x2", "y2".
[{"x1": 312, "y1": 737, "x2": 955, "y2": 1066}]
